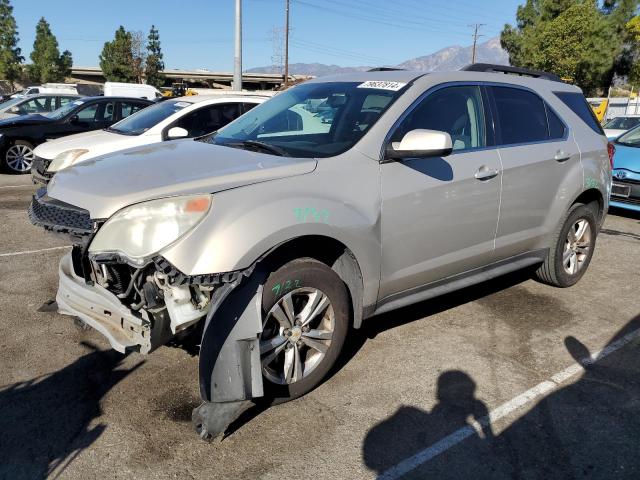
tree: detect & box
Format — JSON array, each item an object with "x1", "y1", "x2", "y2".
[
  {"x1": 0, "y1": 0, "x2": 23, "y2": 88},
  {"x1": 626, "y1": 16, "x2": 640, "y2": 86},
  {"x1": 28, "y1": 17, "x2": 72, "y2": 83},
  {"x1": 99, "y1": 26, "x2": 135, "y2": 83},
  {"x1": 501, "y1": 0, "x2": 639, "y2": 95},
  {"x1": 130, "y1": 30, "x2": 146, "y2": 84},
  {"x1": 145, "y1": 25, "x2": 165, "y2": 88}
]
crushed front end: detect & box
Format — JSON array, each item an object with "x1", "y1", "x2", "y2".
[{"x1": 29, "y1": 190, "x2": 223, "y2": 354}]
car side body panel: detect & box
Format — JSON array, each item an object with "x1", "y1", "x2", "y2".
[{"x1": 161, "y1": 150, "x2": 383, "y2": 309}]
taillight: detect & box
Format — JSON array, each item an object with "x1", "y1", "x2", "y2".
[{"x1": 607, "y1": 142, "x2": 615, "y2": 170}]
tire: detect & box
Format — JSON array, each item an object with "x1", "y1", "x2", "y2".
[
  {"x1": 259, "y1": 258, "x2": 349, "y2": 401},
  {"x1": 3, "y1": 140, "x2": 35, "y2": 174},
  {"x1": 535, "y1": 203, "x2": 597, "y2": 287}
]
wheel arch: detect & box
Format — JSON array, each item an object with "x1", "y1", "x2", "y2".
[
  {"x1": 572, "y1": 188, "x2": 605, "y2": 225},
  {"x1": 257, "y1": 235, "x2": 366, "y2": 328}
]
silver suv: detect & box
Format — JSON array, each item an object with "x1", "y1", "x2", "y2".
[{"x1": 30, "y1": 65, "x2": 612, "y2": 438}]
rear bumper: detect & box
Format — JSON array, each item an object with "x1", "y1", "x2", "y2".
[{"x1": 56, "y1": 252, "x2": 152, "y2": 353}]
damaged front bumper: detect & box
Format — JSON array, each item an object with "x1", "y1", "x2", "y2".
[{"x1": 57, "y1": 252, "x2": 157, "y2": 353}]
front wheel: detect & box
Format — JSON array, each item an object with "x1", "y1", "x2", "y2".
[
  {"x1": 3, "y1": 140, "x2": 35, "y2": 173},
  {"x1": 535, "y1": 203, "x2": 597, "y2": 287},
  {"x1": 260, "y1": 258, "x2": 349, "y2": 401}
]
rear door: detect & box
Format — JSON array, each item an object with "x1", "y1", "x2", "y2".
[
  {"x1": 489, "y1": 85, "x2": 581, "y2": 259},
  {"x1": 379, "y1": 84, "x2": 502, "y2": 299}
]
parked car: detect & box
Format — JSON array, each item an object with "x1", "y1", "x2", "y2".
[
  {"x1": 610, "y1": 124, "x2": 640, "y2": 212},
  {"x1": 603, "y1": 114, "x2": 640, "y2": 139},
  {"x1": 0, "y1": 94, "x2": 80, "y2": 120},
  {"x1": 103, "y1": 82, "x2": 161, "y2": 100},
  {"x1": 0, "y1": 96, "x2": 152, "y2": 173},
  {"x1": 31, "y1": 94, "x2": 267, "y2": 184},
  {"x1": 29, "y1": 65, "x2": 610, "y2": 439}
]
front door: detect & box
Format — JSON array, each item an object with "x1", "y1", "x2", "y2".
[{"x1": 379, "y1": 84, "x2": 501, "y2": 300}]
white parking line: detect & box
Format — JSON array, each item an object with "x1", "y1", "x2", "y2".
[
  {"x1": 0, "y1": 246, "x2": 71, "y2": 257},
  {"x1": 378, "y1": 327, "x2": 640, "y2": 480},
  {"x1": 0, "y1": 184, "x2": 33, "y2": 189}
]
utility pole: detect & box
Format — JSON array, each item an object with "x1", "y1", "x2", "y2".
[
  {"x1": 234, "y1": 0, "x2": 243, "y2": 91},
  {"x1": 469, "y1": 23, "x2": 485, "y2": 64},
  {"x1": 284, "y1": 0, "x2": 290, "y2": 88}
]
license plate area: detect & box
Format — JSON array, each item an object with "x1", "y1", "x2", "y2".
[{"x1": 612, "y1": 182, "x2": 631, "y2": 198}]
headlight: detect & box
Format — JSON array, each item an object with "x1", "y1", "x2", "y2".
[
  {"x1": 48, "y1": 149, "x2": 89, "y2": 172},
  {"x1": 89, "y1": 195, "x2": 212, "y2": 262}
]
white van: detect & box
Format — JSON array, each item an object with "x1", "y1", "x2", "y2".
[
  {"x1": 12, "y1": 83, "x2": 78, "y2": 98},
  {"x1": 103, "y1": 82, "x2": 161, "y2": 100}
]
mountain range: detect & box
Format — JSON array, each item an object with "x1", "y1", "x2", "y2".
[{"x1": 247, "y1": 37, "x2": 509, "y2": 77}]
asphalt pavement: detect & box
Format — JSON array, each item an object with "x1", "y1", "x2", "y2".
[{"x1": 0, "y1": 172, "x2": 639, "y2": 479}]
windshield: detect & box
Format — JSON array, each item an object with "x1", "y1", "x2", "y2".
[
  {"x1": 211, "y1": 81, "x2": 406, "y2": 158},
  {"x1": 47, "y1": 99, "x2": 84, "y2": 120},
  {"x1": 616, "y1": 124, "x2": 640, "y2": 147},
  {"x1": 108, "y1": 99, "x2": 192, "y2": 135},
  {"x1": 604, "y1": 116, "x2": 640, "y2": 131}
]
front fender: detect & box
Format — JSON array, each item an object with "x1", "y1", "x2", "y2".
[{"x1": 161, "y1": 170, "x2": 381, "y2": 307}]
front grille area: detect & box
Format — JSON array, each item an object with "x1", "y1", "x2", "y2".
[
  {"x1": 611, "y1": 196, "x2": 640, "y2": 206},
  {"x1": 28, "y1": 190, "x2": 93, "y2": 236}
]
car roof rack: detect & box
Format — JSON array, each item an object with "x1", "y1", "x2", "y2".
[
  {"x1": 461, "y1": 63, "x2": 562, "y2": 82},
  {"x1": 367, "y1": 67, "x2": 406, "y2": 72}
]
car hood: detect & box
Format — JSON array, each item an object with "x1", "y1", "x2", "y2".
[
  {"x1": 605, "y1": 128, "x2": 626, "y2": 140},
  {"x1": 35, "y1": 129, "x2": 140, "y2": 164},
  {"x1": 612, "y1": 143, "x2": 640, "y2": 174},
  {"x1": 0, "y1": 113, "x2": 51, "y2": 128},
  {"x1": 47, "y1": 139, "x2": 317, "y2": 219}
]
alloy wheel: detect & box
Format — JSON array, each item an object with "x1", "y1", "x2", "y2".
[
  {"x1": 5, "y1": 144, "x2": 35, "y2": 172},
  {"x1": 562, "y1": 219, "x2": 592, "y2": 275},
  {"x1": 260, "y1": 287, "x2": 334, "y2": 385}
]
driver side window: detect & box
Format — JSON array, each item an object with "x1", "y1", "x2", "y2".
[{"x1": 393, "y1": 85, "x2": 487, "y2": 151}]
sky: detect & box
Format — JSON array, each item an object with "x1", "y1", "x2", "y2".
[{"x1": 11, "y1": 0, "x2": 523, "y2": 71}]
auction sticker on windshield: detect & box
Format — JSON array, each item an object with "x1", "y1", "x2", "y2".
[{"x1": 357, "y1": 81, "x2": 406, "y2": 91}]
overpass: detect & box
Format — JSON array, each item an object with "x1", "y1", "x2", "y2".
[{"x1": 70, "y1": 66, "x2": 311, "y2": 90}]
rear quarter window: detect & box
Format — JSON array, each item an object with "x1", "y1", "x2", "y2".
[{"x1": 554, "y1": 91, "x2": 604, "y2": 135}]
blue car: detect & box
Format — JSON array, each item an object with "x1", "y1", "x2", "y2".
[{"x1": 610, "y1": 125, "x2": 640, "y2": 212}]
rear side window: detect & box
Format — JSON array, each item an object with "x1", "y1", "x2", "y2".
[
  {"x1": 554, "y1": 91, "x2": 604, "y2": 135},
  {"x1": 491, "y1": 86, "x2": 549, "y2": 145},
  {"x1": 546, "y1": 106, "x2": 566, "y2": 139}
]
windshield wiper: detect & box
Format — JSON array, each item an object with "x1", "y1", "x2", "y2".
[{"x1": 226, "y1": 140, "x2": 290, "y2": 157}]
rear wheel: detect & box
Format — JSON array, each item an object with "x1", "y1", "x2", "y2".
[
  {"x1": 535, "y1": 203, "x2": 597, "y2": 287},
  {"x1": 260, "y1": 258, "x2": 349, "y2": 401},
  {"x1": 3, "y1": 140, "x2": 35, "y2": 173}
]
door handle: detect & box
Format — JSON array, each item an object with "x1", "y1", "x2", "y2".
[
  {"x1": 474, "y1": 166, "x2": 499, "y2": 180},
  {"x1": 554, "y1": 150, "x2": 571, "y2": 162}
]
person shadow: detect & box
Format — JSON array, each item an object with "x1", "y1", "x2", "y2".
[
  {"x1": 0, "y1": 342, "x2": 142, "y2": 480},
  {"x1": 362, "y1": 315, "x2": 640, "y2": 479},
  {"x1": 363, "y1": 370, "x2": 493, "y2": 476}
]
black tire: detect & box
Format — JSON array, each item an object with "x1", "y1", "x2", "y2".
[
  {"x1": 2, "y1": 140, "x2": 35, "y2": 174},
  {"x1": 535, "y1": 203, "x2": 597, "y2": 287},
  {"x1": 260, "y1": 258, "x2": 349, "y2": 402}
]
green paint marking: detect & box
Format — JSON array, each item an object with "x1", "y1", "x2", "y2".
[
  {"x1": 585, "y1": 177, "x2": 598, "y2": 189},
  {"x1": 271, "y1": 279, "x2": 301, "y2": 296},
  {"x1": 293, "y1": 207, "x2": 330, "y2": 223}
]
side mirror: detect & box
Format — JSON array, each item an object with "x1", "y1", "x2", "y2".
[
  {"x1": 167, "y1": 126, "x2": 189, "y2": 139},
  {"x1": 8, "y1": 106, "x2": 19, "y2": 114},
  {"x1": 69, "y1": 114, "x2": 80, "y2": 124},
  {"x1": 386, "y1": 129, "x2": 453, "y2": 160}
]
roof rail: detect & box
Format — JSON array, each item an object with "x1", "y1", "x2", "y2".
[
  {"x1": 461, "y1": 63, "x2": 562, "y2": 82},
  {"x1": 367, "y1": 67, "x2": 406, "y2": 72}
]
